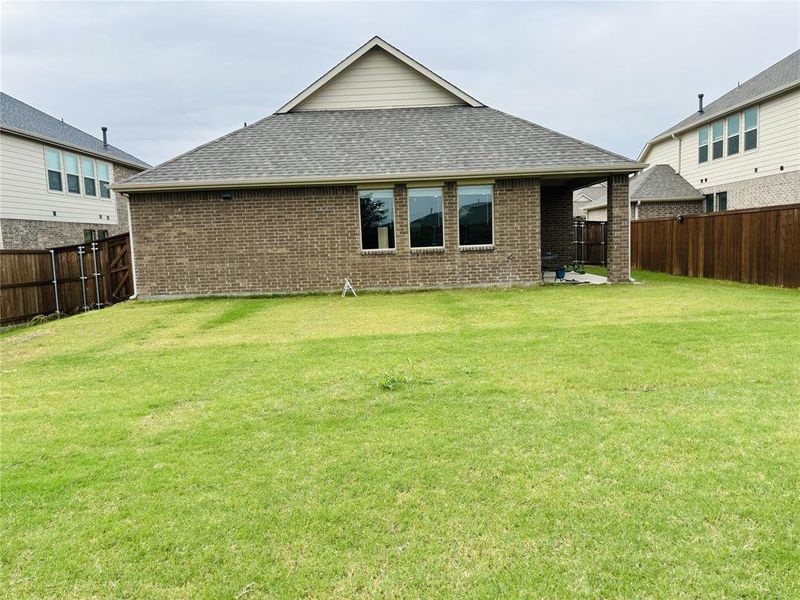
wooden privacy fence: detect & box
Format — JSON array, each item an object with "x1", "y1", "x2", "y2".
[
  {"x1": 0, "y1": 233, "x2": 133, "y2": 325},
  {"x1": 574, "y1": 220, "x2": 607, "y2": 265},
  {"x1": 631, "y1": 204, "x2": 800, "y2": 288}
]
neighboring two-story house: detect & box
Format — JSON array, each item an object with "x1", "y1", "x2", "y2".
[
  {"x1": 638, "y1": 50, "x2": 800, "y2": 213},
  {"x1": 0, "y1": 93, "x2": 149, "y2": 249}
]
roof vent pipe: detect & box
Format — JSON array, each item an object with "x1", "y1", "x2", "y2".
[
  {"x1": 101, "y1": 126, "x2": 108, "y2": 149},
  {"x1": 697, "y1": 94, "x2": 704, "y2": 114}
]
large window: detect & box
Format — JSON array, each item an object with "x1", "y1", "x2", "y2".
[
  {"x1": 64, "y1": 153, "x2": 81, "y2": 194},
  {"x1": 359, "y1": 189, "x2": 395, "y2": 250},
  {"x1": 458, "y1": 185, "x2": 493, "y2": 246},
  {"x1": 45, "y1": 149, "x2": 63, "y2": 191},
  {"x1": 408, "y1": 187, "x2": 444, "y2": 248},
  {"x1": 726, "y1": 114, "x2": 740, "y2": 156},
  {"x1": 716, "y1": 191, "x2": 727, "y2": 212},
  {"x1": 744, "y1": 107, "x2": 758, "y2": 151},
  {"x1": 704, "y1": 194, "x2": 714, "y2": 213},
  {"x1": 698, "y1": 127, "x2": 709, "y2": 163},
  {"x1": 98, "y1": 162, "x2": 111, "y2": 198},
  {"x1": 82, "y1": 158, "x2": 97, "y2": 196},
  {"x1": 712, "y1": 121, "x2": 724, "y2": 160}
]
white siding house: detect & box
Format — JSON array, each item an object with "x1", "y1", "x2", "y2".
[
  {"x1": 0, "y1": 93, "x2": 148, "y2": 249},
  {"x1": 639, "y1": 50, "x2": 800, "y2": 211}
]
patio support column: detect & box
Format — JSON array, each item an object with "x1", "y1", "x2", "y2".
[{"x1": 606, "y1": 173, "x2": 631, "y2": 283}]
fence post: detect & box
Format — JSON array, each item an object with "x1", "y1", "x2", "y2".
[
  {"x1": 91, "y1": 242, "x2": 102, "y2": 308},
  {"x1": 77, "y1": 245, "x2": 90, "y2": 312},
  {"x1": 49, "y1": 249, "x2": 61, "y2": 315}
]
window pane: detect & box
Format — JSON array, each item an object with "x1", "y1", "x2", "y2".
[
  {"x1": 744, "y1": 129, "x2": 757, "y2": 151},
  {"x1": 712, "y1": 121, "x2": 724, "y2": 140},
  {"x1": 45, "y1": 149, "x2": 61, "y2": 170},
  {"x1": 67, "y1": 174, "x2": 81, "y2": 194},
  {"x1": 84, "y1": 229, "x2": 95, "y2": 243},
  {"x1": 81, "y1": 158, "x2": 95, "y2": 177},
  {"x1": 698, "y1": 127, "x2": 708, "y2": 145},
  {"x1": 48, "y1": 170, "x2": 63, "y2": 191},
  {"x1": 408, "y1": 187, "x2": 444, "y2": 248},
  {"x1": 704, "y1": 194, "x2": 714, "y2": 213},
  {"x1": 744, "y1": 107, "x2": 758, "y2": 130},
  {"x1": 64, "y1": 153, "x2": 79, "y2": 174},
  {"x1": 99, "y1": 180, "x2": 111, "y2": 198},
  {"x1": 727, "y1": 135, "x2": 739, "y2": 155},
  {"x1": 98, "y1": 163, "x2": 110, "y2": 180},
  {"x1": 727, "y1": 114, "x2": 739, "y2": 135},
  {"x1": 698, "y1": 145, "x2": 708, "y2": 163},
  {"x1": 712, "y1": 140, "x2": 723, "y2": 159},
  {"x1": 458, "y1": 185, "x2": 493, "y2": 246},
  {"x1": 98, "y1": 230, "x2": 108, "y2": 240},
  {"x1": 359, "y1": 190, "x2": 394, "y2": 250},
  {"x1": 84, "y1": 177, "x2": 97, "y2": 196},
  {"x1": 716, "y1": 192, "x2": 727, "y2": 212}
]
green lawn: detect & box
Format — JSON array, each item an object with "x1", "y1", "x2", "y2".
[{"x1": 2, "y1": 272, "x2": 799, "y2": 598}]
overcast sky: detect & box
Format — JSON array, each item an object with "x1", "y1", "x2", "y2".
[{"x1": 2, "y1": 1, "x2": 798, "y2": 166}]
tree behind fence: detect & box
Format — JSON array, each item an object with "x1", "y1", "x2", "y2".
[
  {"x1": 631, "y1": 204, "x2": 800, "y2": 288},
  {"x1": 0, "y1": 233, "x2": 133, "y2": 326}
]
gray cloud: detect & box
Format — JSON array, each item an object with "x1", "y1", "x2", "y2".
[{"x1": 2, "y1": 1, "x2": 797, "y2": 166}]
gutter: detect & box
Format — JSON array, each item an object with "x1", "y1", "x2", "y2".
[{"x1": 112, "y1": 163, "x2": 647, "y2": 193}]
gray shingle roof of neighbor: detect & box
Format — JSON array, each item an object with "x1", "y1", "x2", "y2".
[
  {"x1": 650, "y1": 49, "x2": 800, "y2": 142},
  {"x1": 120, "y1": 106, "x2": 643, "y2": 189},
  {"x1": 630, "y1": 164, "x2": 703, "y2": 201},
  {"x1": 0, "y1": 92, "x2": 150, "y2": 169},
  {"x1": 573, "y1": 182, "x2": 607, "y2": 203}
]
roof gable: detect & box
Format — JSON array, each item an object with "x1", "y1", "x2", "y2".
[
  {"x1": 630, "y1": 164, "x2": 703, "y2": 201},
  {"x1": 277, "y1": 36, "x2": 482, "y2": 113}
]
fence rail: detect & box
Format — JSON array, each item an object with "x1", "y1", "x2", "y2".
[
  {"x1": 631, "y1": 204, "x2": 800, "y2": 288},
  {"x1": 0, "y1": 233, "x2": 133, "y2": 326}
]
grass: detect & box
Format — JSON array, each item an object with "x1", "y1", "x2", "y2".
[{"x1": 2, "y1": 271, "x2": 799, "y2": 598}]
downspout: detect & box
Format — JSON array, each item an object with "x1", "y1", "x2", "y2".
[{"x1": 671, "y1": 133, "x2": 682, "y2": 174}]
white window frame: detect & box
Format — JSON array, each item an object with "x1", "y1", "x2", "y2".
[
  {"x1": 726, "y1": 114, "x2": 740, "y2": 157},
  {"x1": 97, "y1": 161, "x2": 113, "y2": 200},
  {"x1": 743, "y1": 106, "x2": 759, "y2": 152},
  {"x1": 711, "y1": 120, "x2": 724, "y2": 161},
  {"x1": 43, "y1": 147, "x2": 64, "y2": 194},
  {"x1": 358, "y1": 188, "x2": 396, "y2": 252},
  {"x1": 63, "y1": 152, "x2": 83, "y2": 196},
  {"x1": 698, "y1": 127, "x2": 709, "y2": 164},
  {"x1": 407, "y1": 187, "x2": 445, "y2": 250},
  {"x1": 457, "y1": 184, "x2": 494, "y2": 249},
  {"x1": 81, "y1": 157, "x2": 98, "y2": 197}
]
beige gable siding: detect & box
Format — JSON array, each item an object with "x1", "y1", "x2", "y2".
[
  {"x1": 645, "y1": 87, "x2": 800, "y2": 189},
  {"x1": 293, "y1": 47, "x2": 466, "y2": 111},
  {"x1": 0, "y1": 132, "x2": 120, "y2": 225}
]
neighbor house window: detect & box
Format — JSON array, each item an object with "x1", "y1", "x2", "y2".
[
  {"x1": 716, "y1": 191, "x2": 727, "y2": 212},
  {"x1": 458, "y1": 184, "x2": 493, "y2": 246},
  {"x1": 83, "y1": 229, "x2": 96, "y2": 243},
  {"x1": 726, "y1": 114, "x2": 740, "y2": 156},
  {"x1": 82, "y1": 158, "x2": 97, "y2": 196},
  {"x1": 359, "y1": 189, "x2": 395, "y2": 250},
  {"x1": 744, "y1": 107, "x2": 758, "y2": 151},
  {"x1": 698, "y1": 127, "x2": 709, "y2": 163},
  {"x1": 98, "y1": 162, "x2": 111, "y2": 198},
  {"x1": 64, "y1": 153, "x2": 81, "y2": 194},
  {"x1": 712, "y1": 121, "x2": 724, "y2": 160},
  {"x1": 408, "y1": 187, "x2": 444, "y2": 248},
  {"x1": 98, "y1": 230, "x2": 109, "y2": 239},
  {"x1": 704, "y1": 194, "x2": 714, "y2": 213},
  {"x1": 45, "y1": 148, "x2": 63, "y2": 191}
]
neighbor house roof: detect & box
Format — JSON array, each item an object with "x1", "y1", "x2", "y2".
[
  {"x1": 629, "y1": 164, "x2": 703, "y2": 202},
  {"x1": 573, "y1": 182, "x2": 606, "y2": 203},
  {"x1": 0, "y1": 92, "x2": 150, "y2": 170},
  {"x1": 640, "y1": 50, "x2": 800, "y2": 159},
  {"x1": 118, "y1": 107, "x2": 643, "y2": 191}
]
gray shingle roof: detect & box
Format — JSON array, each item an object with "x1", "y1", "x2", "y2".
[
  {"x1": 573, "y1": 183, "x2": 607, "y2": 203},
  {"x1": 0, "y1": 92, "x2": 149, "y2": 169},
  {"x1": 121, "y1": 106, "x2": 642, "y2": 188},
  {"x1": 650, "y1": 49, "x2": 800, "y2": 142},
  {"x1": 630, "y1": 164, "x2": 703, "y2": 201}
]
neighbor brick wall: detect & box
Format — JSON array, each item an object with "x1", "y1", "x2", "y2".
[
  {"x1": 699, "y1": 170, "x2": 800, "y2": 211},
  {"x1": 606, "y1": 174, "x2": 630, "y2": 283},
  {"x1": 541, "y1": 188, "x2": 574, "y2": 264},
  {"x1": 128, "y1": 178, "x2": 542, "y2": 296},
  {"x1": 634, "y1": 200, "x2": 704, "y2": 221}
]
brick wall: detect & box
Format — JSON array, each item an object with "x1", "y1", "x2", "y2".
[
  {"x1": 635, "y1": 200, "x2": 704, "y2": 220},
  {"x1": 0, "y1": 163, "x2": 141, "y2": 249},
  {"x1": 606, "y1": 174, "x2": 630, "y2": 283},
  {"x1": 128, "y1": 178, "x2": 543, "y2": 296},
  {"x1": 541, "y1": 188, "x2": 573, "y2": 264},
  {"x1": 699, "y1": 170, "x2": 800, "y2": 210}
]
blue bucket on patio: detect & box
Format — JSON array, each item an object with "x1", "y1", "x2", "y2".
[{"x1": 556, "y1": 266, "x2": 566, "y2": 280}]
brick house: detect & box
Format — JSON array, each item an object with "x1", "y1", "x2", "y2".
[
  {"x1": 638, "y1": 49, "x2": 800, "y2": 212},
  {"x1": 0, "y1": 93, "x2": 149, "y2": 249},
  {"x1": 115, "y1": 37, "x2": 643, "y2": 297}
]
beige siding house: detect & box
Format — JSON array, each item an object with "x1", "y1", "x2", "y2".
[
  {"x1": 0, "y1": 93, "x2": 149, "y2": 249},
  {"x1": 639, "y1": 50, "x2": 800, "y2": 212},
  {"x1": 115, "y1": 36, "x2": 644, "y2": 296}
]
